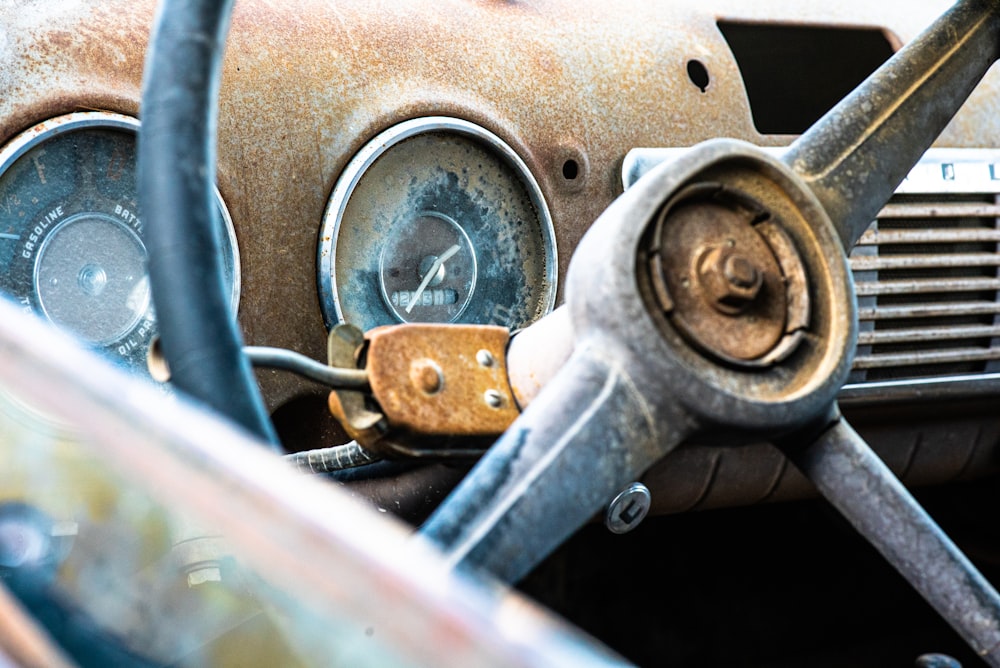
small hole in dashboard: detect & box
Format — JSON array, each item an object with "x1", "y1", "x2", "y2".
[
  {"x1": 687, "y1": 60, "x2": 710, "y2": 93},
  {"x1": 562, "y1": 159, "x2": 579, "y2": 181}
]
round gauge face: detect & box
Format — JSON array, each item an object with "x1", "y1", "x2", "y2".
[
  {"x1": 378, "y1": 211, "x2": 478, "y2": 323},
  {"x1": 319, "y1": 117, "x2": 557, "y2": 332},
  {"x1": 0, "y1": 113, "x2": 239, "y2": 377}
]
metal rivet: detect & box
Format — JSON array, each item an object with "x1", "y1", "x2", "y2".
[
  {"x1": 605, "y1": 482, "x2": 651, "y2": 534},
  {"x1": 484, "y1": 389, "x2": 503, "y2": 408},
  {"x1": 476, "y1": 349, "x2": 494, "y2": 367},
  {"x1": 410, "y1": 359, "x2": 443, "y2": 395}
]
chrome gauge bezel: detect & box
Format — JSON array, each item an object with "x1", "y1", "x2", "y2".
[
  {"x1": 318, "y1": 116, "x2": 558, "y2": 330},
  {"x1": 0, "y1": 112, "x2": 241, "y2": 312},
  {"x1": 0, "y1": 111, "x2": 241, "y2": 380}
]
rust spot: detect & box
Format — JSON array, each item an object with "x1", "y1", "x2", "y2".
[
  {"x1": 46, "y1": 31, "x2": 73, "y2": 50},
  {"x1": 410, "y1": 359, "x2": 444, "y2": 395},
  {"x1": 652, "y1": 188, "x2": 788, "y2": 362},
  {"x1": 366, "y1": 324, "x2": 519, "y2": 437}
]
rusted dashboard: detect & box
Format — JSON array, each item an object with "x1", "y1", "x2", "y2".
[
  {"x1": 6, "y1": 1, "x2": 1000, "y2": 666},
  {"x1": 2, "y1": 1, "x2": 1000, "y2": 506}
]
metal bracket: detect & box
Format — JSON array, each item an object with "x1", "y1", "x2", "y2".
[
  {"x1": 327, "y1": 323, "x2": 520, "y2": 455},
  {"x1": 326, "y1": 324, "x2": 387, "y2": 446}
]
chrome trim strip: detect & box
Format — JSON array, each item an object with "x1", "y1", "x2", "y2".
[
  {"x1": 840, "y1": 373, "x2": 1000, "y2": 404},
  {"x1": 623, "y1": 146, "x2": 1000, "y2": 196}
]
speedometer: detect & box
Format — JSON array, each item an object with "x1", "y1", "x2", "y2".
[
  {"x1": 0, "y1": 112, "x2": 239, "y2": 377},
  {"x1": 318, "y1": 117, "x2": 557, "y2": 332}
]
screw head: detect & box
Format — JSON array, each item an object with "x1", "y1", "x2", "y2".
[
  {"x1": 605, "y1": 482, "x2": 652, "y2": 534},
  {"x1": 476, "y1": 349, "x2": 495, "y2": 367},
  {"x1": 484, "y1": 389, "x2": 504, "y2": 408}
]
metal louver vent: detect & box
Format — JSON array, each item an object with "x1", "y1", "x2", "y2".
[
  {"x1": 849, "y1": 196, "x2": 1000, "y2": 383},
  {"x1": 844, "y1": 151, "x2": 1000, "y2": 396},
  {"x1": 622, "y1": 147, "x2": 1000, "y2": 401}
]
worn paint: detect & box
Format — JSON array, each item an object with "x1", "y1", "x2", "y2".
[
  {"x1": 366, "y1": 324, "x2": 518, "y2": 437},
  {"x1": 0, "y1": 0, "x2": 997, "y2": 428}
]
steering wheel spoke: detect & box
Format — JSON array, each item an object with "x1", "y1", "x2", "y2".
[
  {"x1": 420, "y1": 345, "x2": 691, "y2": 583},
  {"x1": 784, "y1": 0, "x2": 1000, "y2": 251},
  {"x1": 416, "y1": 1, "x2": 1000, "y2": 660},
  {"x1": 784, "y1": 408, "x2": 1000, "y2": 662}
]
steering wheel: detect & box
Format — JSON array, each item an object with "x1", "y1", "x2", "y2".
[
  {"x1": 419, "y1": 0, "x2": 1000, "y2": 661},
  {"x1": 139, "y1": 0, "x2": 1000, "y2": 660}
]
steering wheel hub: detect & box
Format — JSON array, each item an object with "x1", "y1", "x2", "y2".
[{"x1": 648, "y1": 185, "x2": 805, "y2": 365}]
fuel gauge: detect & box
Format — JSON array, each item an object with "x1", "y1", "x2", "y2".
[{"x1": 0, "y1": 112, "x2": 239, "y2": 377}]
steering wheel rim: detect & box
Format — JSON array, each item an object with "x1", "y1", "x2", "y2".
[{"x1": 138, "y1": 0, "x2": 279, "y2": 448}]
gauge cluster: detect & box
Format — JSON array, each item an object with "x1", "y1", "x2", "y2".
[
  {"x1": 0, "y1": 112, "x2": 558, "y2": 385},
  {"x1": 0, "y1": 113, "x2": 239, "y2": 377}
]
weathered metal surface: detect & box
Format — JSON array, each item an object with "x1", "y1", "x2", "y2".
[
  {"x1": 651, "y1": 188, "x2": 789, "y2": 361},
  {"x1": 6, "y1": 0, "x2": 1000, "y2": 661},
  {"x1": 423, "y1": 141, "x2": 856, "y2": 583},
  {"x1": 855, "y1": 278, "x2": 1000, "y2": 297},
  {"x1": 858, "y1": 324, "x2": 1000, "y2": 345},
  {"x1": 3, "y1": 0, "x2": 1000, "y2": 540},
  {"x1": 860, "y1": 302, "x2": 1000, "y2": 319},
  {"x1": 366, "y1": 324, "x2": 519, "y2": 437},
  {"x1": 853, "y1": 348, "x2": 1000, "y2": 369},
  {"x1": 213, "y1": 0, "x2": 764, "y2": 411},
  {"x1": 865, "y1": 203, "x2": 1000, "y2": 224},
  {"x1": 851, "y1": 253, "x2": 1000, "y2": 271},
  {"x1": 1, "y1": 0, "x2": 993, "y2": 420},
  {"x1": 326, "y1": 324, "x2": 386, "y2": 445},
  {"x1": 423, "y1": 12, "x2": 1000, "y2": 659},
  {"x1": 783, "y1": 0, "x2": 1000, "y2": 249}
]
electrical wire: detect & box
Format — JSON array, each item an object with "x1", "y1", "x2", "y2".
[
  {"x1": 245, "y1": 347, "x2": 368, "y2": 389},
  {"x1": 285, "y1": 442, "x2": 383, "y2": 473}
]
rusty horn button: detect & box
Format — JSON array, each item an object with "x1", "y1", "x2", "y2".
[{"x1": 648, "y1": 186, "x2": 807, "y2": 365}]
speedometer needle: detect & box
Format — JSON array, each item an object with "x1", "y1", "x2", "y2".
[{"x1": 407, "y1": 244, "x2": 461, "y2": 314}]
